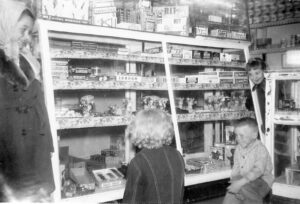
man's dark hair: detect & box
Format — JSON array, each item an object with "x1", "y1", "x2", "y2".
[
  {"x1": 234, "y1": 117, "x2": 258, "y2": 131},
  {"x1": 246, "y1": 58, "x2": 267, "y2": 72}
]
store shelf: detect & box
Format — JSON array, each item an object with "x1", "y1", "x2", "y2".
[
  {"x1": 173, "y1": 83, "x2": 249, "y2": 90},
  {"x1": 185, "y1": 169, "x2": 231, "y2": 186},
  {"x1": 250, "y1": 17, "x2": 300, "y2": 29},
  {"x1": 50, "y1": 49, "x2": 245, "y2": 68},
  {"x1": 250, "y1": 46, "x2": 300, "y2": 55},
  {"x1": 50, "y1": 49, "x2": 164, "y2": 64},
  {"x1": 273, "y1": 112, "x2": 300, "y2": 126},
  {"x1": 41, "y1": 20, "x2": 251, "y2": 50},
  {"x1": 177, "y1": 110, "x2": 255, "y2": 123},
  {"x1": 56, "y1": 116, "x2": 133, "y2": 129},
  {"x1": 53, "y1": 80, "x2": 249, "y2": 91},
  {"x1": 169, "y1": 58, "x2": 245, "y2": 68},
  {"x1": 61, "y1": 186, "x2": 125, "y2": 203},
  {"x1": 53, "y1": 80, "x2": 167, "y2": 90}
]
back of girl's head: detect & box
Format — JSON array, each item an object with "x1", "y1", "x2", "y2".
[
  {"x1": 234, "y1": 117, "x2": 258, "y2": 132},
  {"x1": 126, "y1": 109, "x2": 174, "y2": 149},
  {"x1": 246, "y1": 58, "x2": 267, "y2": 72}
]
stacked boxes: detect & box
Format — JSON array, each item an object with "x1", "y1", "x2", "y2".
[
  {"x1": 90, "y1": 0, "x2": 117, "y2": 27},
  {"x1": 40, "y1": 0, "x2": 90, "y2": 23},
  {"x1": 153, "y1": 6, "x2": 190, "y2": 36}
]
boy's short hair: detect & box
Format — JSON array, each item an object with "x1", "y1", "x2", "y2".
[
  {"x1": 234, "y1": 117, "x2": 258, "y2": 132},
  {"x1": 246, "y1": 58, "x2": 267, "y2": 72},
  {"x1": 126, "y1": 109, "x2": 174, "y2": 149}
]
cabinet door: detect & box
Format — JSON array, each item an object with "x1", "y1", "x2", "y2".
[
  {"x1": 39, "y1": 25, "x2": 170, "y2": 201},
  {"x1": 265, "y1": 73, "x2": 300, "y2": 199},
  {"x1": 164, "y1": 41, "x2": 254, "y2": 184}
]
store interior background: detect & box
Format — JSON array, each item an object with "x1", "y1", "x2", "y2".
[{"x1": 8, "y1": 0, "x2": 300, "y2": 203}]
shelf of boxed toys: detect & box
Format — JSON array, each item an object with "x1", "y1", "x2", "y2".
[
  {"x1": 50, "y1": 49, "x2": 246, "y2": 68},
  {"x1": 61, "y1": 185, "x2": 125, "y2": 203},
  {"x1": 177, "y1": 110, "x2": 255, "y2": 123},
  {"x1": 250, "y1": 17, "x2": 300, "y2": 29},
  {"x1": 273, "y1": 112, "x2": 300, "y2": 126},
  {"x1": 55, "y1": 110, "x2": 255, "y2": 129},
  {"x1": 43, "y1": 20, "x2": 250, "y2": 50},
  {"x1": 59, "y1": 170, "x2": 233, "y2": 203},
  {"x1": 52, "y1": 79, "x2": 250, "y2": 91},
  {"x1": 250, "y1": 45, "x2": 300, "y2": 55},
  {"x1": 55, "y1": 116, "x2": 133, "y2": 130}
]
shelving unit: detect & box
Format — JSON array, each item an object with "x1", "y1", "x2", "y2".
[
  {"x1": 265, "y1": 71, "x2": 300, "y2": 200},
  {"x1": 38, "y1": 19, "x2": 252, "y2": 203},
  {"x1": 250, "y1": 17, "x2": 300, "y2": 29}
]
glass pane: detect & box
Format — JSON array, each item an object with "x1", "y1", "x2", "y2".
[
  {"x1": 275, "y1": 80, "x2": 300, "y2": 112},
  {"x1": 274, "y1": 125, "x2": 300, "y2": 186},
  {"x1": 166, "y1": 42, "x2": 253, "y2": 174}
]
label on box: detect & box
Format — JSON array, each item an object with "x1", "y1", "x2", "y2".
[
  {"x1": 235, "y1": 78, "x2": 249, "y2": 84},
  {"x1": 182, "y1": 50, "x2": 193, "y2": 59},
  {"x1": 219, "y1": 71, "x2": 233, "y2": 77},
  {"x1": 220, "y1": 78, "x2": 234, "y2": 84},
  {"x1": 231, "y1": 31, "x2": 247, "y2": 40},
  {"x1": 220, "y1": 53, "x2": 232, "y2": 62},
  {"x1": 185, "y1": 75, "x2": 198, "y2": 84},
  {"x1": 208, "y1": 15, "x2": 222, "y2": 23},
  {"x1": 192, "y1": 50, "x2": 202, "y2": 59},
  {"x1": 211, "y1": 29, "x2": 227, "y2": 38},
  {"x1": 234, "y1": 71, "x2": 248, "y2": 78},
  {"x1": 195, "y1": 26, "x2": 209, "y2": 36}
]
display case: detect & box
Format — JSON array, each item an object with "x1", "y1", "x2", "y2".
[
  {"x1": 37, "y1": 17, "x2": 252, "y2": 202},
  {"x1": 265, "y1": 70, "x2": 300, "y2": 200}
]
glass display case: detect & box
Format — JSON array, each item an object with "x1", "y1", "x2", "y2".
[
  {"x1": 38, "y1": 16, "x2": 252, "y2": 202},
  {"x1": 265, "y1": 70, "x2": 300, "y2": 200},
  {"x1": 38, "y1": 21, "x2": 172, "y2": 202},
  {"x1": 165, "y1": 41, "x2": 254, "y2": 186}
]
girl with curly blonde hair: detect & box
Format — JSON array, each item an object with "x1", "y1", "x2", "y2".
[{"x1": 123, "y1": 109, "x2": 185, "y2": 203}]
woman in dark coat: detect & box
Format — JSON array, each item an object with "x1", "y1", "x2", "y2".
[
  {"x1": 0, "y1": 1, "x2": 55, "y2": 201},
  {"x1": 123, "y1": 109, "x2": 185, "y2": 204}
]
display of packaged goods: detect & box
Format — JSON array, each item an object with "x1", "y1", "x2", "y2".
[
  {"x1": 219, "y1": 71, "x2": 233, "y2": 78},
  {"x1": 235, "y1": 78, "x2": 249, "y2": 85},
  {"x1": 234, "y1": 71, "x2": 248, "y2": 78},
  {"x1": 192, "y1": 50, "x2": 202, "y2": 59},
  {"x1": 182, "y1": 50, "x2": 193, "y2": 59},
  {"x1": 219, "y1": 78, "x2": 234, "y2": 84},
  {"x1": 69, "y1": 167, "x2": 96, "y2": 192},
  {"x1": 92, "y1": 168, "x2": 125, "y2": 189},
  {"x1": 185, "y1": 75, "x2": 198, "y2": 84},
  {"x1": 220, "y1": 53, "x2": 232, "y2": 62},
  {"x1": 231, "y1": 31, "x2": 247, "y2": 40},
  {"x1": 115, "y1": 73, "x2": 142, "y2": 82},
  {"x1": 210, "y1": 29, "x2": 228, "y2": 38},
  {"x1": 194, "y1": 26, "x2": 209, "y2": 36},
  {"x1": 92, "y1": 14, "x2": 117, "y2": 27},
  {"x1": 39, "y1": 0, "x2": 90, "y2": 23}
]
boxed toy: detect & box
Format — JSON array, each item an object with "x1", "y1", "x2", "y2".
[{"x1": 92, "y1": 168, "x2": 125, "y2": 189}]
